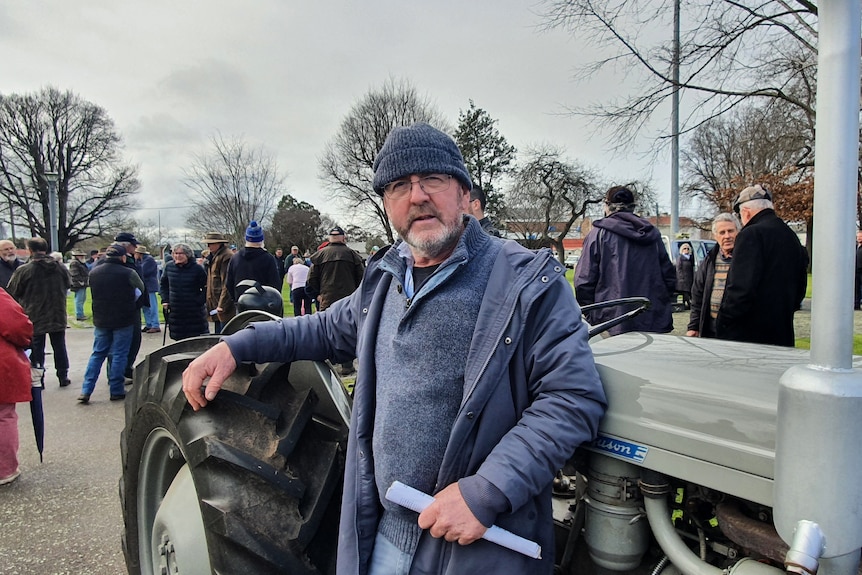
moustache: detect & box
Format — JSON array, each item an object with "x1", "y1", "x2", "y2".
[{"x1": 407, "y1": 208, "x2": 439, "y2": 226}]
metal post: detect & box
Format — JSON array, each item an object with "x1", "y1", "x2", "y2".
[
  {"x1": 44, "y1": 171, "x2": 59, "y2": 252},
  {"x1": 670, "y1": 0, "x2": 681, "y2": 238},
  {"x1": 774, "y1": 4, "x2": 862, "y2": 575}
]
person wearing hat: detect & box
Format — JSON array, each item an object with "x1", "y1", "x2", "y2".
[
  {"x1": 201, "y1": 232, "x2": 235, "y2": 334},
  {"x1": 7, "y1": 238, "x2": 72, "y2": 388},
  {"x1": 306, "y1": 225, "x2": 365, "y2": 313},
  {"x1": 715, "y1": 184, "x2": 808, "y2": 346},
  {"x1": 113, "y1": 232, "x2": 148, "y2": 378},
  {"x1": 133, "y1": 246, "x2": 161, "y2": 333},
  {"x1": 224, "y1": 221, "x2": 280, "y2": 306},
  {"x1": 574, "y1": 185, "x2": 677, "y2": 335},
  {"x1": 159, "y1": 243, "x2": 208, "y2": 341},
  {"x1": 69, "y1": 249, "x2": 90, "y2": 320},
  {"x1": 77, "y1": 243, "x2": 145, "y2": 403},
  {"x1": 181, "y1": 122, "x2": 605, "y2": 575}
]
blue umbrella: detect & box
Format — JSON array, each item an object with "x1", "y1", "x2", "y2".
[{"x1": 29, "y1": 366, "x2": 45, "y2": 462}]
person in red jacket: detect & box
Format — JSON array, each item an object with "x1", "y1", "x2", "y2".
[{"x1": 0, "y1": 288, "x2": 34, "y2": 485}]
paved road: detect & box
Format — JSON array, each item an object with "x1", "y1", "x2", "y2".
[
  {"x1": 1, "y1": 302, "x2": 858, "y2": 574},
  {"x1": 0, "y1": 325, "x2": 165, "y2": 575}
]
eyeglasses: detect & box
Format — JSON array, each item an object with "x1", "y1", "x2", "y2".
[{"x1": 382, "y1": 174, "x2": 453, "y2": 200}]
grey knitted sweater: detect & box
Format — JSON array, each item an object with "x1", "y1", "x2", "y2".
[{"x1": 373, "y1": 222, "x2": 501, "y2": 553}]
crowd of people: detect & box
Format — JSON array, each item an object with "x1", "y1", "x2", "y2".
[{"x1": 0, "y1": 121, "x2": 825, "y2": 574}]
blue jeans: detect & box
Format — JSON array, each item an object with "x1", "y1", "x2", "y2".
[
  {"x1": 81, "y1": 325, "x2": 134, "y2": 397},
  {"x1": 143, "y1": 292, "x2": 160, "y2": 328},
  {"x1": 74, "y1": 289, "x2": 87, "y2": 319},
  {"x1": 368, "y1": 532, "x2": 413, "y2": 575}
]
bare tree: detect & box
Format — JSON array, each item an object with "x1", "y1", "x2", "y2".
[
  {"x1": 684, "y1": 101, "x2": 812, "y2": 208},
  {"x1": 0, "y1": 87, "x2": 140, "y2": 251},
  {"x1": 319, "y1": 77, "x2": 450, "y2": 243},
  {"x1": 507, "y1": 144, "x2": 603, "y2": 259},
  {"x1": 185, "y1": 134, "x2": 285, "y2": 242},
  {"x1": 539, "y1": 1, "x2": 819, "y2": 150},
  {"x1": 455, "y1": 100, "x2": 517, "y2": 220}
]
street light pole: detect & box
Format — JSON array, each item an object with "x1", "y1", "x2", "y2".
[{"x1": 44, "y1": 171, "x2": 59, "y2": 252}]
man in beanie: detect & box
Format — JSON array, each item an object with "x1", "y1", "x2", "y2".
[
  {"x1": 181, "y1": 122, "x2": 605, "y2": 574},
  {"x1": 7, "y1": 237, "x2": 72, "y2": 387},
  {"x1": 574, "y1": 185, "x2": 677, "y2": 335},
  {"x1": 225, "y1": 220, "x2": 281, "y2": 306},
  {"x1": 716, "y1": 185, "x2": 808, "y2": 346},
  {"x1": 77, "y1": 243, "x2": 144, "y2": 403}
]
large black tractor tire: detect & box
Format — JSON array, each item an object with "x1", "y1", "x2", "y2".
[{"x1": 120, "y1": 333, "x2": 351, "y2": 574}]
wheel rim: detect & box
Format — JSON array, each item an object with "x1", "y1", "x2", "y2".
[{"x1": 137, "y1": 428, "x2": 212, "y2": 575}]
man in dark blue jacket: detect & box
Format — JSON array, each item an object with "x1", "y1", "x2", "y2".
[
  {"x1": 225, "y1": 221, "x2": 281, "y2": 306},
  {"x1": 181, "y1": 123, "x2": 606, "y2": 574},
  {"x1": 78, "y1": 243, "x2": 144, "y2": 403},
  {"x1": 574, "y1": 186, "x2": 676, "y2": 335},
  {"x1": 134, "y1": 246, "x2": 161, "y2": 332}
]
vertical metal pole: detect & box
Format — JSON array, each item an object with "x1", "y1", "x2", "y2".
[
  {"x1": 809, "y1": 0, "x2": 860, "y2": 370},
  {"x1": 670, "y1": 0, "x2": 681, "y2": 238},
  {"x1": 774, "y1": 4, "x2": 862, "y2": 575},
  {"x1": 45, "y1": 172, "x2": 59, "y2": 252}
]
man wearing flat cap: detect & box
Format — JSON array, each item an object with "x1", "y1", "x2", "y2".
[
  {"x1": 181, "y1": 122, "x2": 605, "y2": 574},
  {"x1": 715, "y1": 184, "x2": 808, "y2": 346}
]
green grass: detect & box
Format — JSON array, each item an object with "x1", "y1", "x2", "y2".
[{"x1": 795, "y1": 335, "x2": 862, "y2": 355}]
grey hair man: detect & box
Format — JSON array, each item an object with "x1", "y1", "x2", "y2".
[
  {"x1": 181, "y1": 122, "x2": 606, "y2": 574},
  {"x1": 714, "y1": 185, "x2": 809, "y2": 346},
  {"x1": 686, "y1": 213, "x2": 741, "y2": 338},
  {"x1": 0, "y1": 239, "x2": 23, "y2": 288}
]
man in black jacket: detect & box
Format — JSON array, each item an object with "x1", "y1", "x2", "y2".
[
  {"x1": 78, "y1": 243, "x2": 145, "y2": 403},
  {"x1": 715, "y1": 185, "x2": 809, "y2": 346},
  {"x1": 225, "y1": 221, "x2": 281, "y2": 304}
]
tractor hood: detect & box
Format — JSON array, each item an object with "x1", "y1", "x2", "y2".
[{"x1": 587, "y1": 333, "x2": 851, "y2": 506}]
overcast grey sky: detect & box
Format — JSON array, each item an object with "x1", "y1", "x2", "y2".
[{"x1": 1, "y1": 0, "x2": 674, "y2": 236}]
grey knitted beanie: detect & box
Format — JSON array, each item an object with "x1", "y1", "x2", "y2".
[{"x1": 372, "y1": 123, "x2": 472, "y2": 196}]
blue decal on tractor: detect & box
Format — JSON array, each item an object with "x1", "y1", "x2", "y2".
[{"x1": 590, "y1": 435, "x2": 648, "y2": 463}]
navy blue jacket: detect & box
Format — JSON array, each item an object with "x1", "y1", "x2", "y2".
[
  {"x1": 574, "y1": 211, "x2": 676, "y2": 335},
  {"x1": 225, "y1": 247, "x2": 280, "y2": 301},
  {"x1": 89, "y1": 257, "x2": 142, "y2": 329},
  {"x1": 224, "y1": 218, "x2": 606, "y2": 574},
  {"x1": 160, "y1": 260, "x2": 207, "y2": 340}
]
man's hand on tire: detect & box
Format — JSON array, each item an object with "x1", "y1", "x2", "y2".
[{"x1": 182, "y1": 341, "x2": 238, "y2": 410}]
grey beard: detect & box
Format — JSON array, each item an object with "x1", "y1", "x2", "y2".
[{"x1": 403, "y1": 221, "x2": 463, "y2": 261}]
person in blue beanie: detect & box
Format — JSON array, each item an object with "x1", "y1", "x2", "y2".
[
  {"x1": 224, "y1": 220, "x2": 281, "y2": 310},
  {"x1": 182, "y1": 123, "x2": 606, "y2": 574}
]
